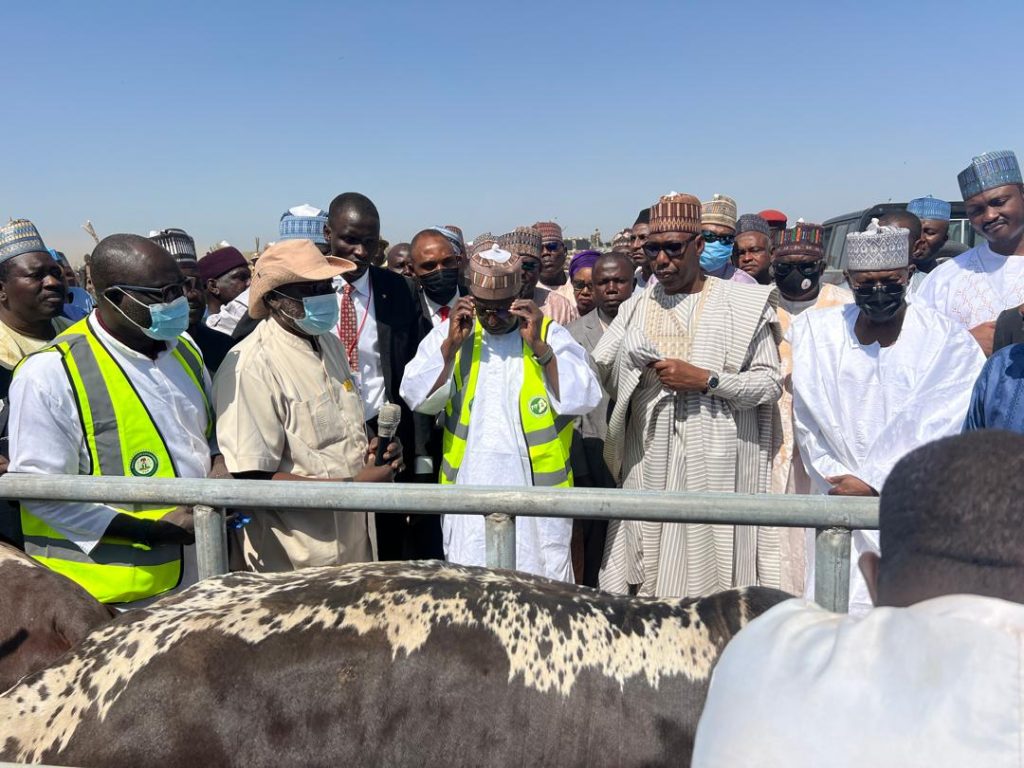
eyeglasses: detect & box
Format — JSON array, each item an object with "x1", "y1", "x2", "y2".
[
  {"x1": 773, "y1": 261, "x2": 821, "y2": 278},
  {"x1": 642, "y1": 236, "x2": 697, "y2": 259},
  {"x1": 852, "y1": 282, "x2": 905, "y2": 298},
  {"x1": 701, "y1": 231, "x2": 735, "y2": 246},
  {"x1": 520, "y1": 261, "x2": 539, "y2": 272},
  {"x1": 542, "y1": 242, "x2": 563, "y2": 253},
  {"x1": 475, "y1": 304, "x2": 513, "y2": 320},
  {"x1": 183, "y1": 276, "x2": 201, "y2": 291},
  {"x1": 572, "y1": 280, "x2": 593, "y2": 293},
  {"x1": 113, "y1": 281, "x2": 187, "y2": 304}
]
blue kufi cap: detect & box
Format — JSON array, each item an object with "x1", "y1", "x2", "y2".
[
  {"x1": 907, "y1": 196, "x2": 951, "y2": 222},
  {"x1": 279, "y1": 204, "x2": 329, "y2": 245},
  {"x1": 958, "y1": 150, "x2": 1022, "y2": 200}
]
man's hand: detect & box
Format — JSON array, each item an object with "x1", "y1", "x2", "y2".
[
  {"x1": 511, "y1": 299, "x2": 545, "y2": 353},
  {"x1": 208, "y1": 454, "x2": 230, "y2": 480},
  {"x1": 969, "y1": 321, "x2": 996, "y2": 357},
  {"x1": 146, "y1": 506, "x2": 196, "y2": 545},
  {"x1": 441, "y1": 297, "x2": 476, "y2": 358},
  {"x1": 651, "y1": 358, "x2": 711, "y2": 393},
  {"x1": 354, "y1": 436, "x2": 403, "y2": 482},
  {"x1": 826, "y1": 475, "x2": 877, "y2": 496},
  {"x1": 0, "y1": 454, "x2": 9, "y2": 475}
]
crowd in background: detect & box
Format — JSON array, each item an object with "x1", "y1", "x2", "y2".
[{"x1": 0, "y1": 149, "x2": 1022, "y2": 616}]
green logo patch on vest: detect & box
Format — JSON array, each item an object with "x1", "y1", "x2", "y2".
[
  {"x1": 130, "y1": 452, "x2": 159, "y2": 477},
  {"x1": 529, "y1": 396, "x2": 550, "y2": 417}
]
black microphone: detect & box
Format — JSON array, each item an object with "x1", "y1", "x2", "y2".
[{"x1": 374, "y1": 402, "x2": 402, "y2": 466}]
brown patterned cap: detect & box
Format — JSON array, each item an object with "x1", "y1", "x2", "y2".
[
  {"x1": 774, "y1": 220, "x2": 825, "y2": 259},
  {"x1": 649, "y1": 193, "x2": 702, "y2": 234},
  {"x1": 532, "y1": 221, "x2": 563, "y2": 242},
  {"x1": 469, "y1": 243, "x2": 522, "y2": 301},
  {"x1": 499, "y1": 226, "x2": 542, "y2": 259}
]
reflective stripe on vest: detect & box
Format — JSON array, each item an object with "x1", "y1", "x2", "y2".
[
  {"x1": 440, "y1": 317, "x2": 573, "y2": 488},
  {"x1": 19, "y1": 318, "x2": 207, "y2": 603}
]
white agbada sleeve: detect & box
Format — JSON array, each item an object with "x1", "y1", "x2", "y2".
[
  {"x1": 544, "y1": 323, "x2": 603, "y2": 416},
  {"x1": 400, "y1": 320, "x2": 602, "y2": 418},
  {"x1": 789, "y1": 313, "x2": 858, "y2": 489},
  {"x1": 8, "y1": 353, "x2": 117, "y2": 553},
  {"x1": 399, "y1": 321, "x2": 455, "y2": 416}
]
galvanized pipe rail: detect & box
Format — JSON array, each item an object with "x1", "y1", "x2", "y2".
[{"x1": 0, "y1": 474, "x2": 878, "y2": 612}]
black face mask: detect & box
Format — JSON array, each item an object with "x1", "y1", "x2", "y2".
[
  {"x1": 419, "y1": 267, "x2": 460, "y2": 304},
  {"x1": 854, "y1": 283, "x2": 906, "y2": 322},
  {"x1": 773, "y1": 261, "x2": 821, "y2": 298}
]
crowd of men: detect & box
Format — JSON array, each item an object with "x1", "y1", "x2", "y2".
[{"x1": 0, "y1": 149, "x2": 1022, "y2": 620}]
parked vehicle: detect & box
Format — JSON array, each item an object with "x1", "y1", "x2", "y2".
[{"x1": 821, "y1": 201, "x2": 976, "y2": 270}]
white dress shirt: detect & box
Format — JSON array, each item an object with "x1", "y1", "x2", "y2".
[
  {"x1": 9, "y1": 314, "x2": 215, "y2": 554},
  {"x1": 424, "y1": 291, "x2": 458, "y2": 329},
  {"x1": 334, "y1": 271, "x2": 384, "y2": 420},
  {"x1": 205, "y1": 287, "x2": 250, "y2": 336}
]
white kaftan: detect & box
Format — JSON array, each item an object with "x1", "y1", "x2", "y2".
[
  {"x1": 693, "y1": 596, "x2": 1024, "y2": 768},
  {"x1": 912, "y1": 241, "x2": 1024, "y2": 328},
  {"x1": 399, "y1": 320, "x2": 601, "y2": 581},
  {"x1": 790, "y1": 302, "x2": 985, "y2": 613}
]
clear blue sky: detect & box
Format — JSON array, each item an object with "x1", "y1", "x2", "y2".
[{"x1": 6, "y1": 0, "x2": 1023, "y2": 262}]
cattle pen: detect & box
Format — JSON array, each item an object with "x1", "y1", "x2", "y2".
[{"x1": 0, "y1": 474, "x2": 878, "y2": 612}]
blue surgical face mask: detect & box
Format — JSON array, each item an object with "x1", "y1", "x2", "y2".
[
  {"x1": 290, "y1": 292, "x2": 339, "y2": 336},
  {"x1": 700, "y1": 240, "x2": 733, "y2": 273},
  {"x1": 107, "y1": 292, "x2": 191, "y2": 341}
]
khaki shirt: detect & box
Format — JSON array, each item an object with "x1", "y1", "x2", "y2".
[
  {"x1": 0, "y1": 316, "x2": 73, "y2": 370},
  {"x1": 213, "y1": 318, "x2": 372, "y2": 572}
]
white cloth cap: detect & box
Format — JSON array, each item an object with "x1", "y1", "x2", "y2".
[{"x1": 845, "y1": 218, "x2": 909, "y2": 271}]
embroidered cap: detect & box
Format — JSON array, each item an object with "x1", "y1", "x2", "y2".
[
  {"x1": 775, "y1": 220, "x2": 825, "y2": 260},
  {"x1": 907, "y1": 196, "x2": 952, "y2": 222},
  {"x1": 649, "y1": 192, "x2": 702, "y2": 235},
  {"x1": 958, "y1": 151, "x2": 1022, "y2": 201},
  {"x1": 845, "y1": 218, "x2": 909, "y2": 271},
  {"x1": 149, "y1": 228, "x2": 198, "y2": 264},
  {"x1": 0, "y1": 218, "x2": 48, "y2": 264},
  {"x1": 279, "y1": 204, "x2": 329, "y2": 244},
  {"x1": 469, "y1": 243, "x2": 522, "y2": 301}
]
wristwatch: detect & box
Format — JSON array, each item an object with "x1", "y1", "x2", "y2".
[{"x1": 705, "y1": 371, "x2": 721, "y2": 394}]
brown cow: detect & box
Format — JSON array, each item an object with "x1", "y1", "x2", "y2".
[
  {"x1": 0, "y1": 543, "x2": 115, "y2": 692},
  {"x1": 0, "y1": 560, "x2": 789, "y2": 766}
]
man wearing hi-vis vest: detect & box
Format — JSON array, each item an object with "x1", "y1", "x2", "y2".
[
  {"x1": 9, "y1": 233, "x2": 223, "y2": 605},
  {"x1": 401, "y1": 231, "x2": 601, "y2": 582}
]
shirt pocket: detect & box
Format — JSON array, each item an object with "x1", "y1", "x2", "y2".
[{"x1": 291, "y1": 389, "x2": 349, "y2": 451}]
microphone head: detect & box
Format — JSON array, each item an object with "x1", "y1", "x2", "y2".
[{"x1": 377, "y1": 402, "x2": 402, "y2": 437}]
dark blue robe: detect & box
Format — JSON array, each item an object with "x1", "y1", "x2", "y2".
[{"x1": 964, "y1": 344, "x2": 1024, "y2": 433}]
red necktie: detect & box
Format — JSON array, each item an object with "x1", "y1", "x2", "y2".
[
  {"x1": 339, "y1": 284, "x2": 358, "y2": 369},
  {"x1": 439, "y1": 305, "x2": 450, "y2": 322}
]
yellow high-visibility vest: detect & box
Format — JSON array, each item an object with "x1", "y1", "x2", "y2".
[
  {"x1": 440, "y1": 317, "x2": 573, "y2": 488},
  {"x1": 19, "y1": 317, "x2": 212, "y2": 604}
]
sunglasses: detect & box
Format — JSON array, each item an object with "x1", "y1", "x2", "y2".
[
  {"x1": 701, "y1": 231, "x2": 735, "y2": 246},
  {"x1": 572, "y1": 280, "x2": 593, "y2": 292},
  {"x1": 475, "y1": 304, "x2": 513, "y2": 319},
  {"x1": 852, "y1": 282, "x2": 905, "y2": 298},
  {"x1": 542, "y1": 242, "x2": 563, "y2": 253},
  {"x1": 773, "y1": 261, "x2": 821, "y2": 278},
  {"x1": 113, "y1": 281, "x2": 187, "y2": 304},
  {"x1": 642, "y1": 237, "x2": 697, "y2": 259},
  {"x1": 520, "y1": 261, "x2": 539, "y2": 272}
]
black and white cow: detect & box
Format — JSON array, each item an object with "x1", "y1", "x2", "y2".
[{"x1": 0, "y1": 561, "x2": 788, "y2": 767}]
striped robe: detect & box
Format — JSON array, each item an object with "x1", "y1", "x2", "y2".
[{"x1": 593, "y1": 277, "x2": 783, "y2": 598}]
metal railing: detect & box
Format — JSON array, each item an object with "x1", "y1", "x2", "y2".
[{"x1": 0, "y1": 474, "x2": 879, "y2": 612}]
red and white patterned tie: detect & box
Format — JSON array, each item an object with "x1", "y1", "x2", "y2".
[{"x1": 339, "y1": 283, "x2": 358, "y2": 370}]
